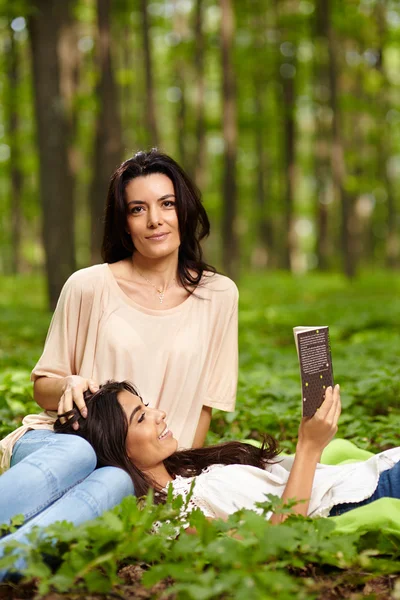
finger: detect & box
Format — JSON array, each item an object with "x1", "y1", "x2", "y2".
[
  {"x1": 332, "y1": 384, "x2": 341, "y2": 422},
  {"x1": 58, "y1": 399, "x2": 66, "y2": 425},
  {"x1": 63, "y1": 387, "x2": 74, "y2": 413},
  {"x1": 316, "y1": 386, "x2": 334, "y2": 418},
  {"x1": 88, "y1": 380, "x2": 99, "y2": 394},
  {"x1": 71, "y1": 388, "x2": 87, "y2": 419},
  {"x1": 326, "y1": 384, "x2": 340, "y2": 419},
  {"x1": 58, "y1": 389, "x2": 72, "y2": 424}
]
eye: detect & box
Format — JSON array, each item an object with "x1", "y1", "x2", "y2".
[
  {"x1": 129, "y1": 206, "x2": 145, "y2": 214},
  {"x1": 137, "y1": 402, "x2": 149, "y2": 423},
  {"x1": 163, "y1": 200, "x2": 176, "y2": 208}
]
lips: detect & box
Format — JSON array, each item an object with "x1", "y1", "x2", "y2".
[
  {"x1": 158, "y1": 426, "x2": 171, "y2": 440},
  {"x1": 147, "y1": 232, "x2": 169, "y2": 240}
]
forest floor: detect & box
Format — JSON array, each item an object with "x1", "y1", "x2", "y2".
[{"x1": 1, "y1": 271, "x2": 400, "y2": 599}]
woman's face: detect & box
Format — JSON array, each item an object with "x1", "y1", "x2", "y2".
[
  {"x1": 118, "y1": 389, "x2": 178, "y2": 472},
  {"x1": 125, "y1": 173, "x2": 180, "y2": 260}
]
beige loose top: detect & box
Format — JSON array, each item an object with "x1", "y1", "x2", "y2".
[{"x1": 0, "y1": 264, "x2": 238, "y2": 472}]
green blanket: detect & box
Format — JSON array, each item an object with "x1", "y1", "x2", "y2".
[
  {"x1": 320, "y1": 438, "x2": 400, "y2": 537},
  {"x1": 245, "y1": 437, "x2": 400, "y2": 537}
]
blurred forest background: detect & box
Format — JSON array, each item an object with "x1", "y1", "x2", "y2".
[
  {"x1": 0, "y1": 0, "x2": 400, "y2": 308},
  {"x1": 1, "y1": 3, "x2": 400, "y2": 594}
]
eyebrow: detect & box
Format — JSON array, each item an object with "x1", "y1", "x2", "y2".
[
  {"x1": 128, "y1": 404, "x2": 142, "y2": 425},
  {"x1": 126, "y1": 194, "x2": 175, "y2": 207}
]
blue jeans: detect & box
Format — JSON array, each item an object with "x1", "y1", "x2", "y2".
[
  {"x1": 329, "y1": 461, "x2": 400, "y2": 516},
  {"x1": 0, "y1": 429, "x2": 134, "y2": 579}
]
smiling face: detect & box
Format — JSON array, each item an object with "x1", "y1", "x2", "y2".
[
  {"x1": 118, "y1": 389, "x2": 178, "y2": 475},
  {"x1": 125, "y1": 173, "x2": 181, "y2": 260}
]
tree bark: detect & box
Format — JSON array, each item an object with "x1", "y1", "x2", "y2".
[
  {"x1": 252, "y1": 75, "x2": 273, "y2": 268},
  {"x1": 220, "y1": 0, "x2": 239, "y2": 278},
  {"x1": 140, "y1": 0, "x2": 159, "y2": 146},
  {"x1": 28, "y1": 0, "x2": 76, "y2": 309},
  {"x1": 326, "y1": 0, "x2": 355, "y2": 278},
  {"x1": 281, "y1": 67, "x2": 296, "y2": 271},
  {"x1": 8, "y1": 26, "x2": 23, "y2": 274},
  {"x1": 313, "y1": 0, "x2": 331, "y2": 270},
  {"x1": 376, "y1": 1, "x2": 399, "y2": 268},
  {"x1": 89, "y1": 0, "x2": 123, "y2": 264},
  {"x1": 275, "y1": 0, "x2": 297, "y2": 271},
  {"x1": 193, "y1": 0, "x2": 207, "y2": 189}
]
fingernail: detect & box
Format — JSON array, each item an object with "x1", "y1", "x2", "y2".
[
  {"x1": 72, "y1": 422, "x2": 79, "y2": 430},
  {"x1": 82, "y1": 408, "x2": 88, "y2": 418},
  {"x1": 335, "y1": 384, "x2": 340, "y2": 390}
]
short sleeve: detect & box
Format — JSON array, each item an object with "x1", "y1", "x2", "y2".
[
  {"x1": 31, "y1": 267, "x2": 104, "y2": 381},
  {"x1": 203, "y1": 281, "x2": 238, "y2": 412}
]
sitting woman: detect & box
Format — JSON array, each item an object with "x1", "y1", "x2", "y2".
[{"x1": 49, "y1": 380, "x2": 400, "y2": 524}]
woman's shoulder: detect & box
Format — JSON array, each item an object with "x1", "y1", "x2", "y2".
[
  {"x1": 200, "y1": 271, "x2": 239, "y2": 299},
  {"x1": 66, "y1": 264, "x2": 108, "y2": 288},
  {"x1": 60, "y1": 264, "x2": 109, "y2": 303}
]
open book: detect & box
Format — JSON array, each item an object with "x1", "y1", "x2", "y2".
[{"x1": 293, "y1": 326, "x2": 334, "y2": 417}]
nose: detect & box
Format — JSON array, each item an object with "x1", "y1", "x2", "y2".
[
  {"x1": 152, "y1": 408, "x2": 166, "y2": 422},
  {"x1": 148, "y1": 205, "x2": 164, "y2": 228},
  {"x1": 156, "y1": 409, "x2": 167, "y2": 423}
]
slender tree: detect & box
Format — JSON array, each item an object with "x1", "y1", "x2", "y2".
[
  {"x1": 376, "y1": 0, "x2": 399, "y2": 268},
  {"x1": 140, "y1": 0, "x2": 159, "y2": 146},
  {"x1": 251, "y1": 2, "x2": 273, "y2": 268},
  {"x1": 276, "y1": 0, "x2": 297, "y2": 271},
  {"x1": 313, "y1": 0, "x2": 332, "y2": 270},
  {"x1": 28, "y1": 0, "x2": 76, "y2": 308},
  {"x1": 7, "y1": 24, "x2": 23, "y2": 274},
  {"x1": 326, "y1": 0, "x2": 355, "y2": 277},
  {"x1": 89, "y1": 0, "x2": 123, "y2": 264},
  {"x1": 220, "y1": 0, "x2": 239, "y2": 277},
  {"x1": 192, "y1": 0, "x2": 207, "y2": 189}
]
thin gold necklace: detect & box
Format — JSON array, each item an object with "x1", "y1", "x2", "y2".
[{"x1": 137, "y1": 270, "x2": 176, "y2": 304}]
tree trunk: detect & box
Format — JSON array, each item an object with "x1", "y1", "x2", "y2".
[
  {"x1": 252, "y1": 79, "x2": 273, "y2": 268},
  {"x1": 140, "y1": 0, "x2": 159, "y2": 146},
  {"x1": 376, "y1": 1, "x2": 399, "y2": 268},
  {"x1": 193, "y1": 0, "x2": 207, "y2": 189},
  {"x1": 58, "y1": 1, "x2": 81, "y2": 171},
  {"x1": 281, "y1": 67, "x2": 296, "y2": 271},
  {"x1": 314, "y1": 0, "x2": 331, "y2": 270},
  {"x1": 8, "y1": 26, "x2": 23, "y2": 274},
  {"x1": 172, "y1": 3, "x2": 188, "y2": 168},
  {"x1": 220, "y1": 0, "x2": 239, "y2": 278},
  {"x1": 89, "y1": 0, "x2": 123, "y2": 264},
  {"x1": 326, "y1": 0, "x2": 355, "y2": 278},
  {"x1": 275, "y1": 0, "x2": 297, "y2": 271},
  {"x1": 28, "y1": 0, "x2": 76, "y2": 309}
]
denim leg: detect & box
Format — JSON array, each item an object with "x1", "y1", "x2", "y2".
[
  {"x1": 329, "y1": 461, "x2": 400, "y2": 517},
  {"x1": 0, "y1": 466, "x2": 134, "y2": 580},
  {"x1": 0, "y1": 430, "x2": 97, "y2": 524}
]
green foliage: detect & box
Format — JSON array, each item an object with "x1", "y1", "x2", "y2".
[{"x1": 0, "y1": 271, "x2": 400, "y2": 597}]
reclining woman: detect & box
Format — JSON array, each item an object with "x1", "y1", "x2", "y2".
[
  {"x1": 50, "y1": 380, "x2": 400, "y2": 524},
  {"x1": 0, "y1": 150, "x2": 238, "y2": 543}
]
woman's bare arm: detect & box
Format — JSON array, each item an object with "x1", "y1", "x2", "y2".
[
  {"x1": 192, "y1": 405, "x2": 212, "y2": 448},
  {"x1": 34, "y1": 377, "x2": 67, "y2": 411},
  {"x1": 270, "y1": 385, "x2": 341, "y2": 525}
]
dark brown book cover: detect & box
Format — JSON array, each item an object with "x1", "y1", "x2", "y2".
[{"x1": 293, "y1": 326, "x2": 334, "y2": 417}]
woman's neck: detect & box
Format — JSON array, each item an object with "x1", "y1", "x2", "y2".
[
  {"x1": 145, "y1": 463, "x2": 174, "y2": 489},
  {"x1": 131, "y1": 252, "x2": 179, "y2": 289}
]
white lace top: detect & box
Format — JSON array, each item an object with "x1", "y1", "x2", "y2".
[{"x1": 164, "y1": 447, "x2": 400, "y2": 520}]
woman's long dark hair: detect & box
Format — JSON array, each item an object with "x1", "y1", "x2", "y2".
[
  {"x1": 54, "y1": 381, "x2": 281, "y2": 504},
  {"x1": 101, "y1": 149, "x2": 215, "y2": 291}
]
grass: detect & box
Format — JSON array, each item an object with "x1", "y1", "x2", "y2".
[{"x1": 0, "y1": 269, "x2": 400, "y2": 599}]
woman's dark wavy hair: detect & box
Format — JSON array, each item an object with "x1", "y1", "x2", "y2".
[
  {"x1": 54, "y1": 380, "x2": 281, "y2": 504},
  {"x1": 101, "y1": 149, "x2": 215, "y2": 291}
]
